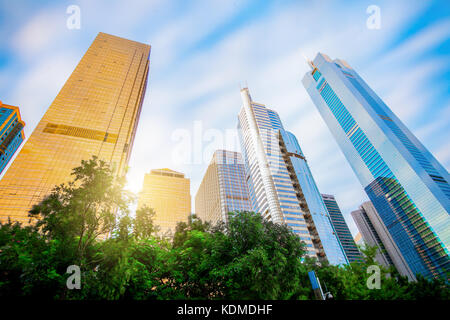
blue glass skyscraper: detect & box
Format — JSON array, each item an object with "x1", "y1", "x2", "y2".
[
  {"x1": 0, "y1": 101, "x2": 25, "y2": 174},
  {"x1": 302, "y1": 53, "x2": 449, "y2": 279},
  {"x1": 238, "y1": 87, "x2": 348, "y2": 265},
  {"x1": 352, "y1": 201, "x2": 415, "y2": 280},
  {"x1": 322, "y1": 194, "x2": 362, "y2": 263},
  {"x1": 280, "y1": 130, "x2": 348, "y2": 264}
]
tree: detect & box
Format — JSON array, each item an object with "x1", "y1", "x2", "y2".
[
  {"x1": 299, "y1": 243, "x2": 448, "y2": 300},
  {"x1": 0, "y1": 220, "x2": 71, "y2": 298},
  {"x1": 134, "y1": 205, "x2": 159, "y2": 239},
  {"x1": 29, "y1": 156, "x2": 133, "y2": 266},
  {"x1": 166, "y1": 211, "x2": 308, "y2": 299},
  {"x1": 1, "y1": 158, "x2": 449, "y2": 300},
  {"x1": 172, "y1": 214, "x2": 211, "y2": 248},
  {"x1": 208, "y1": 211, "x2": 308, "y2": 299}
]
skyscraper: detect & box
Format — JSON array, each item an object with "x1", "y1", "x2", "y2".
[
  {"x1": 195, "y1": 150, "x2": 252, "y2": 225},
  {"x1": 352, "y1": 205, "x2": 393, "y2": 268},
  {"x1": 0, "y1": 101, "x2": 25, "y2": 174},
  {"x1": 237, "y1": 87, "x2": 348, "y2": 264},
  {"x1": 0, "y1": 32, "x2": 150, "y2": 224},
  {"x1": 138, "y1": 168, "x2": 191, "y2": 235},
  {"x1": 352, "y1": 201, "x2": 415, "y2": 280},
  {"x1": 354, "y1": 232, "x2": 363, "y2": 246},
  {"x1": 302, "y1": 53, "x2": 449, "y2": 279},
  {"x1": 322, "y1": 194, "x2": 362, "y2": 263}
]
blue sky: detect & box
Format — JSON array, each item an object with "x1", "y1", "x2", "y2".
[{"x1": 0, "y1": 0, "x2": 449, "y2": 236}]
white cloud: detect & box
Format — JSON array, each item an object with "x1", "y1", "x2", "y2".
[
  {"x1": 372, "y1": 19, "x2": 450, "y2": 68},
  {"x1": 415, "y1": 103, "x2": 450, "y2": 142},
  {"x1": 434, "y1": 144, "x2": 450, "y2": 170},
  {"x1": 148, "y1": 0, "x2": 250, "y2": 70},
  {"x1": 126, "y1": 0, "x2": 439, "y2": 222},
  {"x1": 2, "y1": 0, "x2": 448, "y2": 233},
  {"x1": 11, "y1": 8, "x2": 68, "y2": 61},
  {"x1": 380, "y1": 57, "x2": 448, "y2": 122},
  {"x1": 10, "y1": 51, "x2": 79, "y2": 137}
]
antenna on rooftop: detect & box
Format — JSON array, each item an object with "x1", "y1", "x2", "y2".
[
  {"x1": 300, "y1": 51, "x2": 314, "y2": 69},
  {"x1": 239, "y1": 80, "x2": 249, "y2": 91}
]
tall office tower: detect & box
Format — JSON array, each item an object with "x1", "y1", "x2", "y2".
[
  {"x1": 351, "y1": 204, "x2": 394, "y2": 268},
  {"x1": 195, "y1": 150, "x2": 252, "y2": 225},
  {"x1": 322, "y1": 194, "x2": 362, "y2": 263},
  {"x1": 0, "y1": 101, "x2": 25, "y2": 174},
  {"x1": 237, "y1": 87, "x2": 348, "y2": 264},
  {"x1": 138, "y1": 168, "x2": 191, "y2": 236},
  {"x1": 0, "y1": 33, "x2": 150, "y2": 224},
  {"x1": 354, "y1": 232, "x2": 363, "y2": 246},
  {"x1": 303, "y1": 52, "x2": 449, "y2": 279},
  {"x1": 352, "y1": 201, "x2": 416, "y2": 280}
]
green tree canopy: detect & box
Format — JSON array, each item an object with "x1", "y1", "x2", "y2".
[{"x1": 1, "y1": 157, "x2": 448, "y2": 300}]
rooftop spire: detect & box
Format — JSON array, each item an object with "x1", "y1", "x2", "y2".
[{"x1": 301, "y1": 52, "x2": 314, "y2": 70}]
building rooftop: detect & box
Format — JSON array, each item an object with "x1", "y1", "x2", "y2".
[{"x1": 149, "y1": 168, "x2": 185, "y2": 178}]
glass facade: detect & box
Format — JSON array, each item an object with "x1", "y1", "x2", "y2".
[
  {"x1": 322, "y1": 194, "x2": 362, "y2": 263},
  {"x1": 352, "y1": 201, "x2": 415, "y2": 280},
  {"x1": 0, "y1": 33, "x2": 150, "y2": 224},
  {"x1": 302, "y1": 53, "x2": 450, "y2": 279},
  {"x1": 138, "y1": 168, "x2": 191, "y2": 236},
  {"x1": 0, "y1": 102, "x2": 25, "y2": 174},
  {"x1": 195, "y1": 150, "x2": 252, "y2": 225},
  {"x1": 237, "y1": 88, "x2": 348, "y2": 264},
  {"x1": 352, "y1": 203, "x2": 394, "y2": 267}
]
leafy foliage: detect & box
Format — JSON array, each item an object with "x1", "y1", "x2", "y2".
[{"x1": 0, "y1": 157, "x2": 448, "y2": 300}]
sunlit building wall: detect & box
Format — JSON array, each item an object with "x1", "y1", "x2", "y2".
[
  {"x1": 195, "y1": 150, "x2": 252, "y2": 225},
  {"x1": 0, "y1": 101, "x2": 25, "y2": 174},
  {"x1": 237, "y1": 87, "x2": 348, "y2": 264},
  {"x1": 302, "y1": 52, "x2": 449, "y2": 279},
  {"x1": 354, "y1": 232, "x2": 363, "y2": 246},
  {"x1": 138, "y1": 168, "x2": 191, "y2": 236},
  {"x1": 0, "y1": 33, "x2": 150, "y2": 224}
]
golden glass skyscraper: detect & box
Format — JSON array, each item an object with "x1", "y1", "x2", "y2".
[
  {"x1": 0, "y1": 32, "x2": 150, "y2": 224},
  {"x1": 138, "y1": 169, "x2": 191, "y2": 236}
]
